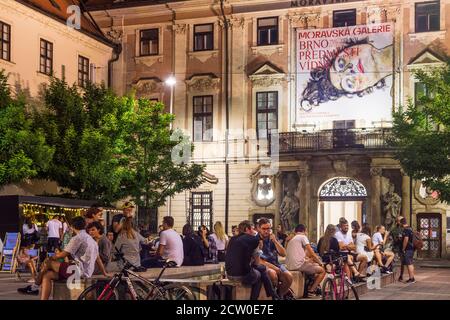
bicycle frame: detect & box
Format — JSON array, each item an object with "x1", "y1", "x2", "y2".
[
  {"x1": 96, "y1": 261, "x2": 168, "y2": 300},
  {"x1": 325, "y1": 255, "x2": 352, "y2": 300}
]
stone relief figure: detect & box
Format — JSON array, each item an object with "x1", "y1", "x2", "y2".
[
  {"x1": 280, "y1": 190, "x2": 300, "y2": 232},
  {"x1": 382, "y1": 183, "x2": 402, "y2": 231},
  {"x1": 279, "y1": 172, "x2": 300, "y2": 231}
]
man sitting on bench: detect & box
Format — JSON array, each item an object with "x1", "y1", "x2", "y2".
[{"x1": 18, "y1": 217, "x2": 108, "y2": 299}]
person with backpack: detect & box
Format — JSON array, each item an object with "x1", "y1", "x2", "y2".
[{"x1": 399, "y1": 218, "x2": 416, "y2": 283}]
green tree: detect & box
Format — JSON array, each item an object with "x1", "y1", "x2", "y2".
[
  {"x1": 35, "y1": 79, "x2": 130, "y2": 204},
  {"x1": 120, "y1": 98, "x2": 205, "y2": 209},
  {"x1": 391, "y1": 62, "x2": 450, "y2": 202},
  {"x1": 0, "y1": 70, "x2": 54, "y2": 186}
]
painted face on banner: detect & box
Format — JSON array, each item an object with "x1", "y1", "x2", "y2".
[{"x1": 329, "y1": 43, "x2": 392, "y2": 93}]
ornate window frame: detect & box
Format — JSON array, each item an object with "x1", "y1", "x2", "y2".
[{"x1": 319, "y1": 177, "x2": 368, "y2": 201}]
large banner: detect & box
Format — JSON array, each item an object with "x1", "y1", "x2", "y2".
[{"x1": 296, "y1": 23, "x2": 394, "y2": 129}]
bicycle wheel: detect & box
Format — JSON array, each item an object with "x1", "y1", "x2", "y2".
[
  {"x1": 321, "y1": 278, "x2": 336, "y2": 300},
  {"x1": 163, "y1": 284, "x2": 196, "y2": 300},
  {"x1": 78, "y1": 282, "x2": 119, "y2": 300}
]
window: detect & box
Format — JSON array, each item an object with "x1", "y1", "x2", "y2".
[
  {"x1": 140, "y1": 29, "x2": 159, "y2": 56},
  {"x1": 194, "y1": 24, "x2": 214, "y2": 51},
  {"x1": 333, "y1": 9, "x2": 357, "y2": 27},
  {"x1": 415, "y1": 1, "x2": 440, "y2": 33},
  {"x1": 78, "y1": 55, "x2": 89, "y2": 88},
  {"x1": 189, "y1": 191, "x2": 213, "y2": 231},
  {"x1": 193, "y1": 95, "x2": 213, "y2": 142},
  {"x1": 39, "y1": 39, "x2": 53, "y2": 75},
  {"x1": 256, "y1": 91, "x2": 278, "y2": 139},
  {"x1": 0, "y1": 21, "x2": 11, "y2": 61},
  {"x1": 257, "y1": 17, "x2": 278, "y2": 46}
]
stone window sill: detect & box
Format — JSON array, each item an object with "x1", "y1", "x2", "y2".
[
  {"x1": 0, "y1": 59, "x2": 15, "y2": 67},
  {"x1": 187, "y1": 50, "x2": 219, "y2": 61},
  {"x1": 408, "y1": 30, "x2": 446, "y2": 41},
  {"x1": 134, "y1": 55, "x2": 163, "y2": 67},
  {"x1": 251, "y1": 44, "x2": 284, "y2": 56}
]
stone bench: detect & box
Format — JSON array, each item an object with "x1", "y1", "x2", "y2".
[{"x1": 52, "y1": 263, "x2": 222, "y2": 300}]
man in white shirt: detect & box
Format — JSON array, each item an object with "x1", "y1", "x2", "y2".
[
  {"x1": 335, "y1": 218, "x2": 368, "y2": 279},
  {"x1": 46, "y1": 215, "x2": 63, "y2": 252},
  {"x1": 142, "y1": 216, "x2": 184, "y2": 268},
  {"x1": 18, "y1": 217, "x2": 108, "y2": 299},
  {"x1": 286, "y1": 224, "x2": 325, "y2": 296},
  {"x1": 372, "y1": 225, "x2": 394, "y2": 273}
]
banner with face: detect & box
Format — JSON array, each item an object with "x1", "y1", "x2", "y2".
[{"x1": 296, "y1": 23, "x2": 394, "y2": 130}]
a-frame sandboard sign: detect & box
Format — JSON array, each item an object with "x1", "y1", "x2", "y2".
[{"x1": 0, "y1": 233, "x2": 20, "y2": 273}]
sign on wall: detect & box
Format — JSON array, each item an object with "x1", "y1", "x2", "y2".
[{"x1": 296, "y1": 23, "x2": 394, "y2": 130}]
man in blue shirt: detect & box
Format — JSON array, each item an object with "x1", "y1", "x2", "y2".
[{"x1": 258, "y1": 218, "x2": 293, "y2": 297}]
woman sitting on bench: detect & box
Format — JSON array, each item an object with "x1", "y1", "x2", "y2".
[{"x1": 17, "y1": 244, "x2": 38, "y2": 283}]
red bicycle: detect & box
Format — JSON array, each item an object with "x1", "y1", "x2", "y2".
[{"x1": 321, "y1": 253, "x2": 359, "y2": 300}]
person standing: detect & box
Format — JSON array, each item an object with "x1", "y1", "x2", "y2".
[
  {"x1": 110, "y1": 217, "x2": 151, "y2": 271},
  {"x1": 22, "y1": 218, "x2": 39, "y2": 247},
  {"x1": 210, "y1": 221, "x2": 228, "y2": 262},
  {"x1": 111, "y1": 202, "x2": 135, "y2": 243},
  {"x1": 46, "y1": 215, "x2": 63, "y2": 253},
  {"x1": 181, "y1": 224, "x2": 205, "y2": 266},
  {"x1": 399, "y1": 218, "x2": 416, "y2": 283}
]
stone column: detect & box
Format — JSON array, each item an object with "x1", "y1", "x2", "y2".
[
  {"x1": 401, "y1": 169, "x2": 411, "y2": 223},
  {"x1": 172, "y1": 24, "x2": 188, "y2": 130},
  {"x1": 297, "y1": 163, "x2": 311, "y2": 227},
  {"x1": 370, "y1": 167, "x2": 383, "y2": 227}
]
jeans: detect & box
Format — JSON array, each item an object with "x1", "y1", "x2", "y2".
[
  {"x1": 141, "y1": 256, "x2": 166, "y2": 268},
  {"x1": 253, "y1": 264, "x2": 277, "y2": 298},
  {"x1": 229, "y1": 268, "x2": 263, "y2": 300}
]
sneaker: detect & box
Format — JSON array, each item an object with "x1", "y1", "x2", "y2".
[
  {"x1": 27, "y1": 279, "x2": 35, "y2": 283},
  {"x1": 398, "y1": 276, "x2": 404, "y2": 282},
  {"x1": 405, "y1": 278, "x2": 416, "y2": 284},
  {"x1": 17, "y1": 285, "x2": 39, "y2": 296}
]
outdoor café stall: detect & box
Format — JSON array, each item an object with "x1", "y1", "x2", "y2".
[{"x1": 0, "y1": 195, "x2": 121, "y2": 239}]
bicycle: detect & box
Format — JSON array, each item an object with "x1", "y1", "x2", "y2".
[
  {"x1": 321, "y1": 253, "x2": 359, "y2": 300},
  {"x1": 78, "y1": 249, "x2": 196, "y2": 300}
]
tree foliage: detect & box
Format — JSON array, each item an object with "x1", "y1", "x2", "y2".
[
  {"x1": 0, "y1": 71, "x2": 54, "y2": 186},
  {"x1": 391, "y1": 61, "x2": 450, "y2": 202},
  {"x1": 120, "y1": 99, "x2": 205, "y2": 208},
  {"x1": 35, "y1": 78, "x2": 204, "y2": 207}
]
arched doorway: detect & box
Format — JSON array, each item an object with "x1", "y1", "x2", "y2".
[{"x1": 317, "y1": 177, "x2": 368, "y2": 238}]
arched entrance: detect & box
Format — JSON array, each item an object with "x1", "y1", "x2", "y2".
[{"x1": 317, "y1": 177, "x2": 368, "y2": 237}]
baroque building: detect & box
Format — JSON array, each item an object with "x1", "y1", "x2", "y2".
[{"x1": 86, "y1": 0, "x2": 450, "y2": 258}]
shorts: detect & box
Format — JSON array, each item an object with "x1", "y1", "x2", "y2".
[
  {"x1": 401, "y1": 250, "x2": 414, "y2": 266},
  {"x1": 298, "y1": 261, "x2": 323, "y2": 275},
  {"x1": 58, "y1": 262, "x2": 77, "y2": 280}
]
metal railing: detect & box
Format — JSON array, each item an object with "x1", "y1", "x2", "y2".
[{"x1": 269, "y1": 128, "x2": 394, "y2": 154}]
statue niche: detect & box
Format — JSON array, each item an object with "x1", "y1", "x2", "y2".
[
  {"x1": 279, "y1": 172, "x2": 300, "y2": 232},
  {"x1": 382, "y1": 183, "x2": 402, "y2": 231}
]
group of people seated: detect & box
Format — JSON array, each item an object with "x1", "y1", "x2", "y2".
[{"x1": 224, "y1": 217, "x2": 396, "y2": 300}]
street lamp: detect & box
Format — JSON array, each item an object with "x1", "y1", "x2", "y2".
[{"x1": 165, "y1": 76, "x2": 176, "y2": 216}]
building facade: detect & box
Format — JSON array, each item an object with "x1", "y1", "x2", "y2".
[
  {"x1": 88, "y1": 0, "x2": 450, "y2": 258},
  {"x1": 0, "y1": 0, "x2": 114, "y2": 196}
]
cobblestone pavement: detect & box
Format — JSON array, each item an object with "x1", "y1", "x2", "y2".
[
  {"x1": 360, "y1": 266, "x2": 450, "y2": 300},
  {"x1": 2, "y1": 264, "x2": 450, "y2": 300}
]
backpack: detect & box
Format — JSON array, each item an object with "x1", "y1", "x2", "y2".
[{"x1": 412, "y1": 231, "x2": 424, "y2": 251}]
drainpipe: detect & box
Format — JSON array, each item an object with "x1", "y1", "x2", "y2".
[
  {"x1": 220, "y1": 0, "x2": 230, "y2": 234},
  {"x1": 108, "y1": 43, "x2": 122, "y2": 89}
]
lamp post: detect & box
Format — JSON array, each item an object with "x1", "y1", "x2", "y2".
[{"x1": 165, "y1": 76, "x2": 176, "y2": 216}]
